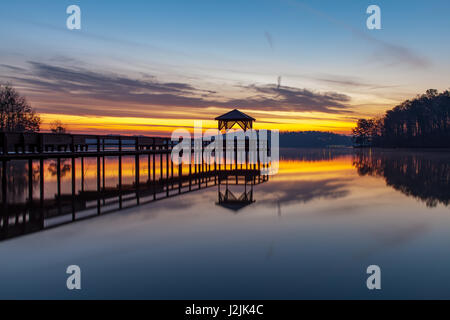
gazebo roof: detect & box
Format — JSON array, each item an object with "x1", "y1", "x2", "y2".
[
  {"x1": 215, "y1": 189, "x2": 255, "y2": 212},
  {"x1": 215, "y1": 109, "x2": 255, "y2": 121},
  {"x1": 216, "y1": 201, "x2": 254, "y2": 212}
]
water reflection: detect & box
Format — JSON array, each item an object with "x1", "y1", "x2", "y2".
[
  {"x1": 1, "y1": 148, "x2": 450, "y2": 299},
  {"x1": 48, "y1": 159, "x2": 71, "y2": 178},
  {"x1": 1, "y1": 161, "x2": 39, "y2": 204},
  {"x1": 353, "y1": 149, "x2": 450, "y2": 207},
  {"x1": 216, "y1": 180, "x2": 255, "y2": 212},
  {"x1": 1, "y1": 148, "x2": 449, "y2": 242},
  {"x1": 0, "y1": 155, "x2": 268, "y2": 241},
  {"x1": 280, "y1": 147, "x2": 354, "y2": 162}
]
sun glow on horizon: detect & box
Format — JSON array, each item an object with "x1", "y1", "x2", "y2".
[{"x1": 39, "y1": 112, "x2": 357, "y2": 136}]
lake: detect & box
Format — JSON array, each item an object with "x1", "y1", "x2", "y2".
[{"x1": 0, "y1": 148, "x2": 449, "y2": 299}]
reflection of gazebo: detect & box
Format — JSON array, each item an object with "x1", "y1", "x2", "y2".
[
  {"x1": 216, "y1": 183, "x2": 255, "y2": 213},
  {"x1": 215, "y1": 109, "x2": 255, "y2": 131}
]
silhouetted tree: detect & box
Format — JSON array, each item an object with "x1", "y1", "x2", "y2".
[
  {"x1": 0, "y1": 85, "x2": 41, "y2": 132},
  {"x1": 352, "y1": 119, "x2": 375, "y2": 147},
  {"x1": 50, "y1": 120, "x2": 67, "y2": 133},
  {"x1": 352, "y1": 89, "x2": 450, "y2": 147}
]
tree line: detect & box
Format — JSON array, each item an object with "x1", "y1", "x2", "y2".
[
  {"x1": 0, "y1": 84, "x2": 40, "y2": 132},
  {"x1": 352, "y1": 89, "x2": 450, "y2": 148},
  {"x1": 0, "y1": 84, "x2": 67, "y2": 133},
  {"x1": 280, "y1": 131, "x2": 352, "y2": 148}
]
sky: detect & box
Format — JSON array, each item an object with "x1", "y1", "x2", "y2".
[{"x1": 0, "y1": 0, "x2": 449, "y2": 135}]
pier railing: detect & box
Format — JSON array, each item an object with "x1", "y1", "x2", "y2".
[{"x1": 0, "y1": 132, "x2": 172, "y2": 157}]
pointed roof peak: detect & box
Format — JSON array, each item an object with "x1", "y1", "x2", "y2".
[{"x1": 215, "y1": 109, "x2": 256, "y2": 121}]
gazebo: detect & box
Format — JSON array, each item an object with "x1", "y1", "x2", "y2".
[
  {"x1": 216, "y1": 186, "x2": 255, "y2": 213},
  {"x1": 215, "y1": 109, "x2": 255, "y2": 131}
]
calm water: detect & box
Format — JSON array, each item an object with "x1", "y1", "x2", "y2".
[{"x1": 0, "y1": 148, "x2": 449, "y2": 299}]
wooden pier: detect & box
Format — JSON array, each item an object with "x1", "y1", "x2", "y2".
[{"x1": 0, "y1": 131, "x2": 270, "y2": 241}]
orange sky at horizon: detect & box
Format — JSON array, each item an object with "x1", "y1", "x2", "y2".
[
  {"x1": 39, "y1": 112, "x2": 359, "y2": 136},
  {"x1": 28, "y1": 84, "x2": 403, "y2": 136},
  {"x1": 12, "y1": 62, "x2": 413, "y2": 137}
]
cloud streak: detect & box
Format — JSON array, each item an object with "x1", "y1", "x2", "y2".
[
  {"x1": 1, "y1": 61, "x2": 353, "y2": 116},
  {"x1": 233, "y1": 83, "x2": 351, "y2": 113},
  {"x1": 283, "y1": 0, "x2": 430, "y2": 68},
  {"x1": 264, "y1": 31, "x2": 274, "y2": 50}
]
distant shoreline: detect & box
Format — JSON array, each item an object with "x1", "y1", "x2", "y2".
[{"x1": 352, "y1": 146, "x2": 450, "y2": 151}]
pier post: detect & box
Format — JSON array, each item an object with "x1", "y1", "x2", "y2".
[
  {"x1": 71, "y1": 157, "x2": 76, "y2": 220},
  {"x1": 179, "y1": 162, "x2": 182, "y2": 193},
  {"x1": 102, "y1": 138, "x2": 106, "y2": 191},
  {"x1": 214, "y1": 147, "x2": 217, "y2": 184},
  {"x1": 201, "y1": 142, "x2": 204, "y2": 184},
  {"x1": 135, "y1": 137, "x2": 140, "y2": 205},
  {"x1": 160, "y1": 150, "x2": 163, "y2": 182},
  {"x1": 2, "y1": 160, "x2": 7, "y2": 213},
  {"x1": 39, "y1": 158, "x2": 44, "y2": 227},
  {"x1": 166, "y1": 142, "x2": 169, "y2": 196},
  {"x1": 81, "y1": 157, "x2": 85, "y2": 192},
  {"x1": 1, "y1": 161, "x2": 6, "y2": 231},
  {"x1": 223, "y1": 137, "x2": 227, "y2": 172},
  {"x1": 189, "y1": 154, "x2": 192, "y2": 191},
  {"x1": 148, "y1": 147, "x2": 151, "y2": 183},
  {"x1": 257, "y1": 134, "x2": 260, "y2": 172},
  {"x1": 57, "y1": 158, "x2": 61, "y2": 215},
  {"x1": 28, "y1": 159, "x2": 33, "y2": 203},
  {"x1": 57, "y1": 158, "x2": 61, "y2": 197},
  {"x1": 178, "y1": 138, "x2": 182, "y2": 193},
  {"x1": 118, "y1": 137, "x2": 123, "y2": 209},
  {"x1": 97, "y1": 136, "x2": 101, "y2": 215},
  {"x1": 235, "y1": 139, "x2": 238, "y2": 172},
  {"x1": 153, "y1": 140, "x2": 156, "y2": 200},
  {"x1": 194, "y1": 150, "x2": 197, "y2": 184},
  {"x1": 171, "y1": 140, "x2": 174, "y2": 181}
]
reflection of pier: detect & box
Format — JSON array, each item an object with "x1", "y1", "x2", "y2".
[
  {"x1": 0, "y1": 166, "x2": 268, "y2": 241},
  {"x1": 0, "y1": 132, "x2": 270, "y2": 241}
]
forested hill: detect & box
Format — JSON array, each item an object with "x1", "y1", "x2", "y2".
[{"x1": 279, "y1": 131, "x2": 352, "y2": 148}]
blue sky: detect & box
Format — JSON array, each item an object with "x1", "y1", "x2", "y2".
[{"x1": 0, "y1": 0, "x2": 449, "y2": 134}]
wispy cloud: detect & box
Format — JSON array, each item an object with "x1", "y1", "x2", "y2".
[
  {"x1": 312, "y1": 74, "x2": 403, "y2": 91},
  {"x1": 234, "y1": 83, "x2": 352, "y2": 113},
  {"x1": 1, "y1": 61, "x2": 353, "y2": 116},
  {"x1": 0, "y1": 64, "x2": 26, "y2": 72},
  {"x1": 283, "y1": 0, "x2": 430, "y2": 68},
  {"x1": 264, "y1": 31, "x2": 274, "y2": 50}
]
